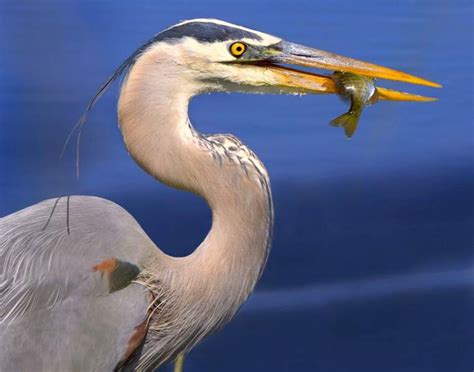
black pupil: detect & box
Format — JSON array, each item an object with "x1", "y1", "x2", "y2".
[{"x1": 236, "y1": 46, "x2": 242, "y2": 52}]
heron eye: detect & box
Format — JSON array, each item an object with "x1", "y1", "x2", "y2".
[{"x1": 229, "y1": 42, "x2": 247, "y2": 58}]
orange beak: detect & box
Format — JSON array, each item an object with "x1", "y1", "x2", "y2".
[{"x1": 258, "y1": 41, "x2": 441, "y2": 101}]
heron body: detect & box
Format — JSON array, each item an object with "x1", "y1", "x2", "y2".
[{"x1": 0, "y1": 19, "x2": 439, "y2": 371}]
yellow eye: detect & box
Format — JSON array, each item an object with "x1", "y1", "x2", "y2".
[{"x1": 229, "y1": 42, "x2": 247, "y2": 57}]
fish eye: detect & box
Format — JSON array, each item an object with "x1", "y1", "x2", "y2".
[{"x1": 229, "y1": 42, "x2": 247, "y2": 58}]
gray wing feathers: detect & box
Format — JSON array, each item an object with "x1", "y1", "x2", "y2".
[
  {"x1": 0, "y1": 196, "x2": 158, "y2": 371},
  {"x1": 1, "y1": 285, "x2": 149, "y2": 371}
]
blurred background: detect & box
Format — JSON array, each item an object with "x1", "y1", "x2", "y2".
[{"x1": 0, "y1": 0, "x2": 472, "y2": 371}]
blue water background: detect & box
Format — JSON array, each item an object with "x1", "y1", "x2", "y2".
[{"x1": 0, "y1": 1, "x2": 473, "y2": 371}]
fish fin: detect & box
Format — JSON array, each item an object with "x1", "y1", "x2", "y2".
[{"x1": 329, "y1": 111, "x2": 360, "y2": 138}]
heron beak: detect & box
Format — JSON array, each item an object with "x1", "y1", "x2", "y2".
[{"x1": 260, "y1": 41, "x2": 441, "y2": 101}]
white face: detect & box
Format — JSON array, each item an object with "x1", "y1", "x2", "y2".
[
  {"x1": 145, "y1": 19, "x2": 287, "y2": 94},
  {"x1": 171, "y1": 40, "x2": 283, "y2": 93}
]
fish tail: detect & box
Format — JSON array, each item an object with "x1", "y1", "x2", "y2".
[{"x1": 330, "y1": 111, "x2": 361, "y2": 138}]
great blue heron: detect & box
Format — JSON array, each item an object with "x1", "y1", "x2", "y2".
[{"x1": 0, "y1": 19, "x2": 439, "y2": 371}]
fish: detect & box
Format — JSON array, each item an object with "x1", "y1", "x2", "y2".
[{"x1": 330, "y1": 71, "x2": 379, "y2": 138}]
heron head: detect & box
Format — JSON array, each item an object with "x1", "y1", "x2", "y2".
[
  {"x1": 83, "y1": 18, "x2": 440, "y2": 126},
  {"x1": 129, "y1": 19, "x2": 439, "y2": 98},
  {"x1": 66, "y1": 19, "x2": 440, "y2": 178}
]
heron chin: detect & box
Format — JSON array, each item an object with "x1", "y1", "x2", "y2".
[{"x1": 0, "y1": 19, "x2": 439, "y2": 371}]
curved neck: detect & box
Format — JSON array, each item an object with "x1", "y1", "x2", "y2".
[{"x1": 117, "y1": 46, "x2": 273, "y2": 306}]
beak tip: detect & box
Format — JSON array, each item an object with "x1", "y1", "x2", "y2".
[
  {"x1": 424, "y1": 80, "x2": 442, "y2": 88},
  {"x1": 393, "y1": 75, "x2": 442, "y2": 88}
]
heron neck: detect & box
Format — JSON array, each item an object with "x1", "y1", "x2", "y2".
[{"x1": 117, "y1": 51, "x2": 273, "y2": 310}]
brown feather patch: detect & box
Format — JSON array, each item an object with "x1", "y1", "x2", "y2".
[
  {"x1": 92, "y1": 258, "x2": 119, "y2": 274},
  {"x1": 118, "y1": 319, "x2": 149, "y2": 367}
]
